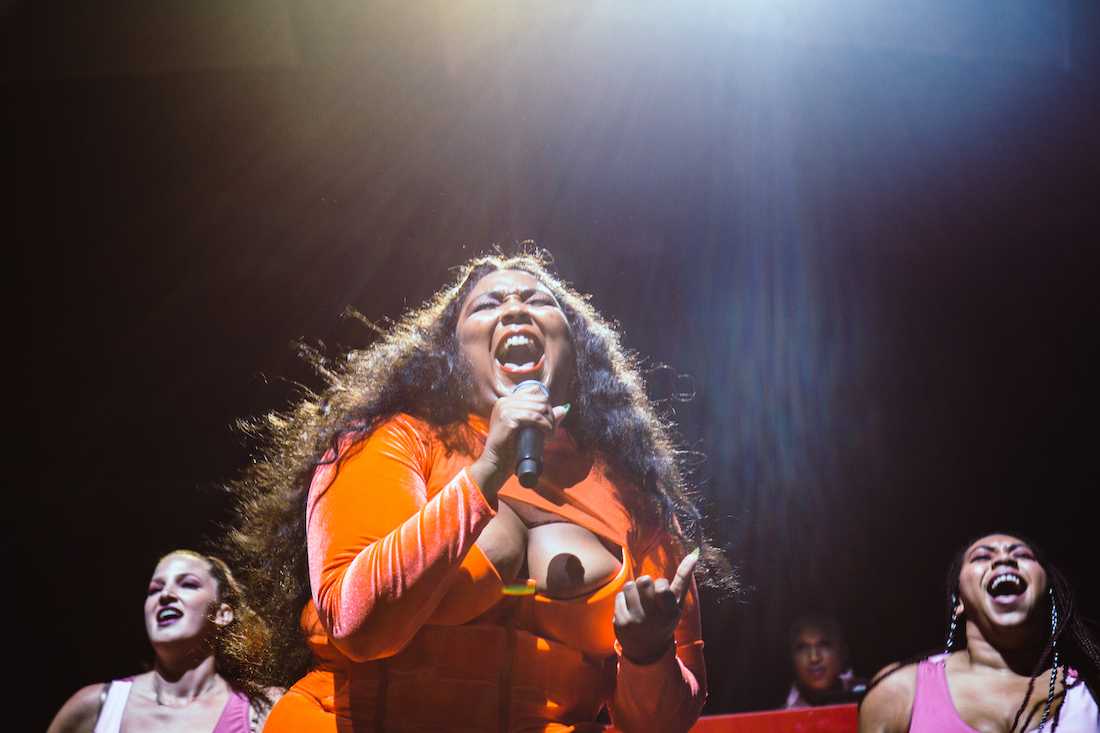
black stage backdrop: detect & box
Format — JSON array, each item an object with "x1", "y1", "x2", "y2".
[{"x1": 9, "y1": 3, "x2": 1099, "y2": 729}]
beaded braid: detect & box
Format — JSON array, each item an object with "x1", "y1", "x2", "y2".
[
  {"x1": 1050, "y1": 666, "x2": 1069, "y2": 730},
  {"x1": 1034, "y1": 590, "x2": 1061, "y2": 732},
  {"x1": 944, "y1": 593, "x2": 960, "y2": 655}
]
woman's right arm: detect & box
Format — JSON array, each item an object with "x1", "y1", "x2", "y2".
[
  {"x1": 309, "y1": 387, "x2": 564, "y2": 662},
  {"x1": 47, "y1": 683, "x2": 106, "y2": 733},
  {"x1": 858, "y1": 663, "x2": 917, "y2": 733},
  {"x1": 307, "y1": 416, "x2": 499, "y2": 662}
]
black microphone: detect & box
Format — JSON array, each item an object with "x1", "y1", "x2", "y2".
[{"x1": 512, "y1": 380, "x2": 549, "y2": 488}]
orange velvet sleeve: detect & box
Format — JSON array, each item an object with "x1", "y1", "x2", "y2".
[
  {"x1": 609, "y1": 546, "x2": 707, "y2": 733},
  {"x1": 305, "y1": 416, "x2": 497, "y2": 662}
]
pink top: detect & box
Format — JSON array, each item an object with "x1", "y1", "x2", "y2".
[
  {"x1": 93, "y1": 679, "x2": 251, "y2": 733},
  {"x1": 210, "y1": 689, "x2": 252, "y2": 733},
  {"x1": 910, "y1": 656, "x2": 1099, "y2": 733}
]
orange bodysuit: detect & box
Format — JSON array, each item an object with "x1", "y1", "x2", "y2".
[{"x1": 265, "y1": 414, "x2": 706, "y2": 733}]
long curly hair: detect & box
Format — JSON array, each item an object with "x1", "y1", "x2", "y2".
[
  {"x1": 222, "y1": 250, "x2": 734, "y2": 687},
  {"x1": 158, "y1": 549, "x2": 273, "y2": 708}
]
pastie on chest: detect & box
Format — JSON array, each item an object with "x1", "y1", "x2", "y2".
[{"x1": 476, "y1": 497, "x2": 623, "y2": 599}]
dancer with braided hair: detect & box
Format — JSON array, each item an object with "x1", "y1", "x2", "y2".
[{"x1": 860, "y1": 533, "x2": 1100, "y2": 732}]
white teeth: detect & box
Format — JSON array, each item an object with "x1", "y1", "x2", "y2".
[
  {"x1": 505, "y1": 335, "x2": 531, "y2": 348},
  {"x1": 990, "y1": 574, "x2": 1023, "y2": 591}
]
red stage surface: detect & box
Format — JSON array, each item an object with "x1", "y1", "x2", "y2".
[{"x1": 610, "y1": 704, "x2": 857, "y2": 733}]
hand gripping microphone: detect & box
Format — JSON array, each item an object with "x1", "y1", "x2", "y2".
[{"x1": 512, "y1": 380, "x2": 550, "y2": 488}]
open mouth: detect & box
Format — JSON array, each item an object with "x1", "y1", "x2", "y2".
[
  {"x1": 494, "y1": 330, "x2": 545, "y2": 376},
  {"x1": 987, "y1": 572, "x2": 1027, "y2": 603},
  {"x1": 156, "y1": 607, "x2": 184, "y2": 626}
]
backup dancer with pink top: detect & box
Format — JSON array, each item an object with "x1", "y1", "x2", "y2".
[
  {"x1": 48, "y1": 550, "x2": 279, "y2": 733},
  {"x1": 860, "y1": 533, "x2": 1100, "y2": 733}
]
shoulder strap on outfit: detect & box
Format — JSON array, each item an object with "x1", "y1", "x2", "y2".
[
  {"x1": 93, "y1": 680, "x2": 133, "y2": 733},
  {"x1": 210, "y1": 688, "x2": 254, "y2": 733},
  {"x1": 908, "y1": 658, "x2": 940, "y2": 733}
]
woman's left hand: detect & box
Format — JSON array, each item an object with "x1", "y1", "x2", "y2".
[{"x1": 613, "y1": 549, "x2": 699, "y2": 664}]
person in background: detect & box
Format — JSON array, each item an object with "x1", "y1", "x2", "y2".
[
  {"x1": 859, "y1": 532, "x2": 1100, "y2": 732},
  {"x1": 48, "y1": 550, "x2": 279, "y2": 733},
  {"x1": 784, "y1": 612, "x2": 867, "y2": 708}
]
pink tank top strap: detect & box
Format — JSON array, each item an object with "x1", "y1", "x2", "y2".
[
  {"x1": 909, "y1": 656, "x2": 978, "y2": 733},
  {"x1": 211, "y1": 689, "x2": 252, "y2": 733}
]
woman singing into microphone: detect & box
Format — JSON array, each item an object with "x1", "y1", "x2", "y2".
[{"x1": 225, "y1": 251, "x2": 730, "y2": 732}]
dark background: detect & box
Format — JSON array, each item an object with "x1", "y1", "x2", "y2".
[{"x1": 9, "y1": 2, "x2": 1099, "y2": 729}]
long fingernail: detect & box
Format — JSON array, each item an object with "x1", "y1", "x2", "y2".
[{"x1": 688, "y1": 548, "x2": 700, "y2": 560}]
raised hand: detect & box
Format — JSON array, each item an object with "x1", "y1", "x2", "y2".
[{"x1": 613, "y1": 549, "x2": 699, "y2": 664}]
